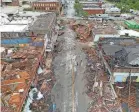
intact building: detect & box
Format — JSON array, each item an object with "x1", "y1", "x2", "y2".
[
  {"x1": 80, "y1": 0, "x2": 105, "y2": 15},
  {"x1": 32, "y1": 0, "x2": 62, "y2": 14},
  {"x1": 105, "y1": 7, "x2": 121, "y2": 17}
]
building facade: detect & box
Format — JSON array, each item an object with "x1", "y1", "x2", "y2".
[
  {"x1": 32, "y1": 0, "x2": 62, "y2": 14},
  {"x1": 83, "y1": 8, "x2": 105, "y2": 15},
  {"x1": 80, "y1": 1, "x2": 103, "y2": 7},
  {"x1": 1, "y1": 0, "x2": 19, "y2": 6},
  {"x1": 80, "y1": 1, "x2": 105, "y2": 15}
]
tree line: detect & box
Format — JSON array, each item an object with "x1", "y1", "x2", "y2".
[{"x1": 107, "y1": 0, "x2": 139, "y2": 12}]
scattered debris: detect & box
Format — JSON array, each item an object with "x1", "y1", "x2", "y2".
[{"x1": 70, "y1": 20, "x2": 93, "y2": 41}]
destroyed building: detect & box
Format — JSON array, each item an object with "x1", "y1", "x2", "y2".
[
  {"x1": 98, "y1": 38, "x2": 139, "y2": 111},
  {"x1": 1, "y1": 12, "x2": 57, "y2": 51},
  {"x1": 92, "y1": 22, "x2": 119, "y2": 42},
  {"x1": 71, "y1": 20, "x2": 93, "y2": 40},
  {"x1": 29, "y1": 13, "x2": 58, "y2": 52},
  {"x1": 1, "y1": 37, "x2": 44, "y2": 112},
  {"x1": 1, "y1": 12, "x2": 56, "y2": 38},
  {"x1": 98, "y1": 38, "x2": 139, "y2": 80},
  {"x1": 1, "y1": 12, "x2": 58, "y2": 112}
]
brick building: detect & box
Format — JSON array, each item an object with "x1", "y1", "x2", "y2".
[
  {"x1": 32, "y1": 0, "x2": 62, "y2": 14},
  {"x1": 80, "y1": 1, "x2": 103, "y2": 7},
  {"x1": 80, "y1": 0, "x2": 105, "y2": 15},
  {"x1": 1, "y1": 0, "x2": 19, "y2": 6},
  {"x1": 83, "y1": 8, "x2": 105, "y2": 15}
]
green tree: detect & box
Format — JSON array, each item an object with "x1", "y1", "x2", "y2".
[
  {"x1": 75, "y1": 0, "x2": 79, "y2": 3},
  {"x1": 74, "y1": 2, "x2": 83, "y2": 16},
  {"x1": 107, "y1": 0, "x2": 139, "y2": 11},
  {"x1": 82, "y1": 11, "x2": 88, "y2": 18}
]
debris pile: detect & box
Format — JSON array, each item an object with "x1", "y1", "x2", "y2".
[
  {"x1": 57, "y1": 19, "x2": 65, "y2": 36},
  {"x1": 83, "y1": 48, "x2": 121, "y2": 112},
  {"x1": 114, "y1": 83, "x2": 139, "y2": 112},
  {"x1": 70, "y1": 20, "x2": 93, "y2": 41},
  {"x1": 1, "y1": 46, "x2": 43, "y2": 112},
  {"x1": 28, "y1": 52, "x2": 56, "y2": 112},
  {"x1": 1, "y1": 36, "x2": 56, "y2": 112}
]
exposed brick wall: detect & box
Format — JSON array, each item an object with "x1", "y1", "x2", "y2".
[{"x1": 83, "y1": 9, "x2": 105, "y2": 15}]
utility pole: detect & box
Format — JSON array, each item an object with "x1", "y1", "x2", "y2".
[{"x1": 128, "y1": 69, "x2": 131, "y2": 111}]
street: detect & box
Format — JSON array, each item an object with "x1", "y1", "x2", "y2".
[
  {"x1": 66, "y1": 0, "x2": 75, "y2": 18},
  {"x1": 51, "y1": 25, "x2": 91, "y2": 112},
  {"x1": 51, "y1": 1, "x2": 91, "y2": 112}
]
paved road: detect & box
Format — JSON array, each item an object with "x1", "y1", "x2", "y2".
[
  {"x1": 66, "y1": 0, "x2": 75, "y2": 18},
  {"x1": 51, "y1": 2, "x2": 90, "y2": 112},
  {"x1": 52, "y1": 26, "x2": 90, "y2": 112}
]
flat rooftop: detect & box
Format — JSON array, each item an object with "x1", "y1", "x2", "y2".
[{"x1": 29, "y1": 13, "x2": 56, "y2": 34}]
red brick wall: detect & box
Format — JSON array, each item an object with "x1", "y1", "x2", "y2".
[
  {"x1": 32, "y1": 2, "x2": 61, "y2": 13},
  {"x1": 83, "y1": 9, "x2": 105, "y2": 15},
  {"x1": 81, "y1": 2, "x2": 103, "y2": 7}
]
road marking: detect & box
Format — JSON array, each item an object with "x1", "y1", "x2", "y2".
[
  {"x1": 75, "y1": 92, "x2": 78, "y2": 112},
  {"x1": 72, "y1": 61, "x2": 75, "y2": 112},
  {"x1": 75, "y1": 92, "x2": 78, "y2": 106},
  {"x1": 63, "y1": 102, "x2": 66, "y2": 112}
]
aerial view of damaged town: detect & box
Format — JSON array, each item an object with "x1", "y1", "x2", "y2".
[{"x1": 1, "y1": 0, "x2": 139, "y2": 112}]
